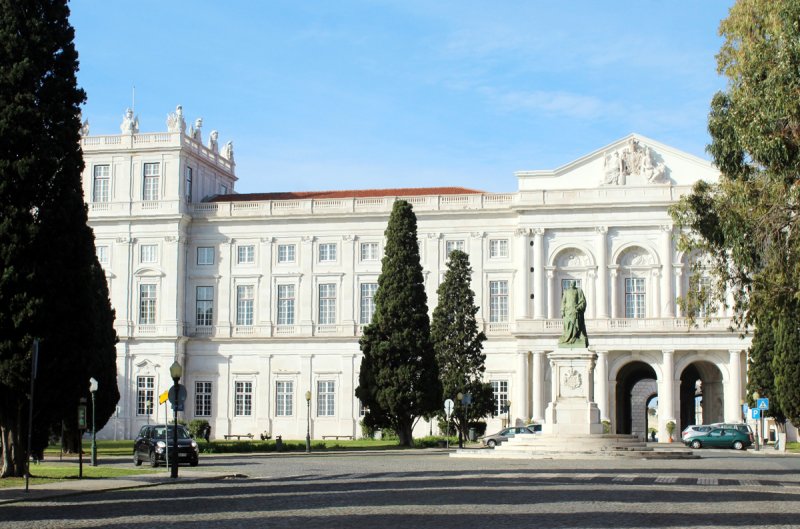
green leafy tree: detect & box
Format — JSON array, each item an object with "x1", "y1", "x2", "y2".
[
  {"x1": 0, "y1": 0, "x2": 119, "y2": 477},
  {"x1": 745, "y1": 315, "x2": 787, "y2": 425},
  {"x1": 670, "y1": 0, "x2": 800, "y2": 431},
  {"x1": 356, "y1": 200, "x2": 441, "y2": 446},
  {"x1": 431, "y1": 250, "x2": 493, "y2": 440}
]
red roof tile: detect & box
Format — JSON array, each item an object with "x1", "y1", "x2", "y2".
[{"x1": 209, "y1": 186, "x2": 484, "y2": 202}]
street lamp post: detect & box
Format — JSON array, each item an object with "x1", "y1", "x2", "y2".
[
  {"x1": 505, "y1": 399, "x2": 511, "y2": 428},
  {"x1": 305, "y1": 390, "x2": 312, "y2": 453},
  {"x1": 456, "y1": 392, "x2": 463, "y2": 449},
  {"x1": 89, "y1": 377, "x2": 98, "y2": 466},
  {"x1": 169, "y1": 361, "x2": 182, "y2": 478}
]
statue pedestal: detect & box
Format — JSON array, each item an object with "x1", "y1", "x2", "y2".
[{"x1": 542, "y1": 349, "x2": 604, "y2": 435}]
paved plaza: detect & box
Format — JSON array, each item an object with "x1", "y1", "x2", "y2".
[{"x1": 2, "y1": 449, "x2": 799, "y2": 528}]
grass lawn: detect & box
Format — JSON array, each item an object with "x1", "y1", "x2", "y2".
[
  {"x1": 785, "y1": 441, "x2": 799, "y2": 453},
  {"x1": 0, "y1": 464, "x2": 156, "y2": 489},
  {"x1": 44, "y1": 440, "x2": 133, "y2": 457}
]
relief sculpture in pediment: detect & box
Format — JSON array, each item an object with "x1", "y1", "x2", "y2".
[{"x1": 602, "y1": 138, "x2": 669, "y2": 185}]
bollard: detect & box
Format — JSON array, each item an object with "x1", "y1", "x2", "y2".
[{"x1": 275, "y1": 435, "x2": 283, "y2": 452}]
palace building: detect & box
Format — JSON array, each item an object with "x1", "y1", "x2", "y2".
[{"x1": 84, "y1": 107, "x2": 754, "y2": 442}]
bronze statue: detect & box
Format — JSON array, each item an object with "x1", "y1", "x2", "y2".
[{"x1": 558, "y1": 284, "x2": 589, "y2": 347}]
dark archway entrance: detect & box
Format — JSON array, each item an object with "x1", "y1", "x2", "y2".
[
  {"x1": 615, "y1": 361, "x2": 657, "y2": 437},
  {"x1": 680, "y1": 361, "x2": 724, "y2": 428}
]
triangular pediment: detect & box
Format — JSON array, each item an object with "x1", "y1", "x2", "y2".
[{"x1": 515, "y1": 134, "x2": 719, "y2": 191}]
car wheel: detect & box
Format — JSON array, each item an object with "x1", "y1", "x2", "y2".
[
  {"x1": 487, "y1": 439, "x2": 497, "y2": 448},
  {"x1": 190, "y1": 458, "x2": 199, "y2": 467},
  {"x1": 733, "y1": 440, "x2": 744, "y2": 450},
  {"x1": 133, "y1": 451, "x2": 142, "y2": 466},
  {"x1": 149, "y1": 450, "x2": 159, "y2": 468},
  {"x1": 691, "y1": 440, "x2": 702, "y2": 449}
]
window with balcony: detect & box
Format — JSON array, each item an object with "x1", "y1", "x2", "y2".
[
  {"x1": 318, "y1": 283, "x2": 336, "y2": 325},
  {"x1": 196, "y1": 286, "x2": 214, "y2": 327},
  {"x1": 92, "y1": 165, "x2": 110, "y2": 203},
  {"x1": 142, "y1": 163, "x2": 160, "y2": 201},
  {"x1": 625, "y1": 277, "x2": 646, "y2": 318},
  {"x1": 139, "y1": 284, "x2": 156, "y2": 324},
  {"x1": 277, "y1": 284, "x2": 295, "y2": 325},
  {"x1": 489, "y1": 280, "x2": 508, "y2": 322},
  {"x1": 236, "y1": 285, "x2": 254, "y2": 326}
]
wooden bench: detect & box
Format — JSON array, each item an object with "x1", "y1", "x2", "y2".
[
  {"x1": 223, "y1": 433, "x2": 254, "y2": 440},
  {"x1": 321, "y1": 435, "x2": 353, "y2": 440}
]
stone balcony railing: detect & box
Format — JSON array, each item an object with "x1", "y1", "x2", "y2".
[
  {"x1": 81, "y1": 131, "x2": 235, "y2": 173},
  {"x1": 119, "y1": 317, "x2": 733, "y2": 340}
]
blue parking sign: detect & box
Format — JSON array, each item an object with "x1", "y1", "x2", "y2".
[{"x1": 751, "y1": 408, "x2": 761, "y2": 420}]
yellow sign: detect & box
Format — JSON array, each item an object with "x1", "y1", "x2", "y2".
[{"x1": 159, "y1": 390, "x2": 169, "y2": 405}]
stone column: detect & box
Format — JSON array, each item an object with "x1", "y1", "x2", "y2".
[
  {"x1": 596, "y1": 226, "x2": 609, "y2": 318},
  {"x1": 651, "y1": 269, "x2": 662, "y2": 318},
  {"x1": 661, "y1": 225, "x2": 675, "y2": 317},
  {"x1": 727, "y1": 349, "x2": 743, "y2": 422},
  {"x1": 674, "y1": 267, "x2": 684, "y2": 318},
  {"x1": 546, "y1": 268, "x2": 556, "y2": 320},
  {"x1": 659, "y1": 350, "x2": 676, "y2": 440},
  {"x1": 609, "y1": 267, "x2": 619, "y2": 319},
  {"x1": 531, "y1": 350, "x2": 545, "y2": 423},
  {"x1": 533, "y1": 228, "x2": 545, "y2": 319},
  {"x1": 595, "y1": 350, "x2": 609, "y2": 421},
  {"x1": 516, "y1": 351, "x2": 529, "y2": 423},
  {"x1": 514, "y1": 228, "x2": 530, "y2": 320}
]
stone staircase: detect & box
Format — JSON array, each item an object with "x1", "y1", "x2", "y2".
[{"x1": 451, "y1": 433, "x2": 698, "y2": 460}]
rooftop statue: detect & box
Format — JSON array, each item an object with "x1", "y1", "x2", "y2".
[
  {"x1": 222, "y1": 141, "x2": 234, "y2": 162},
  {"x1": 191, "y1": 118, "x2": 203, "y2": 142},
  {"x1": 166, "y1": 105, "x2": 186, "y2": 134},
  {"x1": 558, "y1": 284, "x2": 589, "y2": 348},
  {"x1": 120, "y1": 108, "x2": 139, "y2": 134},
  {"x1": 208, "y1": 130, "x2": 219, "y2": 152}
]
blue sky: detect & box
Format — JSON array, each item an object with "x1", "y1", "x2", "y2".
[{"x1": 70, "y1": 1, "x2": 734, "y2": 194}]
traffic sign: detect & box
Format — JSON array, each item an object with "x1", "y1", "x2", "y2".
[
  {"x1": 159, "y1": 390, "x2": 169, "y2": 405},
  {"x1": 444, "y1": 398, "x2": 454, "y2": 418},
  {"x1": 751, "y1": 408, "x2": 761, "y2": 420},
  {"x1": 742, "y1": 403, "x2": 749, "y2": 415},
  {"x1": 168, "y1": 384, "x2": 187, "y2": 405},
  {"x1": 757, "y1": 398, "x2": 769, "y2": 411}
]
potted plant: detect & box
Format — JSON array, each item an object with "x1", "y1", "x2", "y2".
[{"x1": 666, "y1": 421, "x2": 676, "y2": 442}]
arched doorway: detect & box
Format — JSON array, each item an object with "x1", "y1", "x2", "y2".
[
  {"x1": 615, "y1": 361, "x2": 657, "y2": 436},
  {"x1": 680, "y1": 361, "x2": 724, "y2": 428}
]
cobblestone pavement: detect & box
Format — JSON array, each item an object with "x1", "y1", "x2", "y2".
[{"x1": 2, "y1": 450, "x2": 799, "y2": 528}]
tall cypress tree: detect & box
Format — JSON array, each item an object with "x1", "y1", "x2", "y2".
[
  {"x1": 431, "y1": 250, "x2": 493, "y2": 441},
  {"x1": 772, "y1": 313, "x2": 800, "y2": 425},
  {"x1": 0, "y1": 0, "x2": 119, "y2": 477},
  {"x1": 356, "y1": 200, "x2": 440, "y2": 446},
  {"x1": 745, "y1": 313, "x2": 786, "y2": 425}
]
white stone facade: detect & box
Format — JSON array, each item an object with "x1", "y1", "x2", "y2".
[{"x1": 83, "y1": 112, "x2": 750, "y2": 442}]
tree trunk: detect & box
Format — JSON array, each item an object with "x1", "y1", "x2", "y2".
[
  {"x1": 397, "y1": 420, "x2": 414, "y2": 447},
  {"x1": 0, "y1": 403, "x2": 27, "y2": 478}
]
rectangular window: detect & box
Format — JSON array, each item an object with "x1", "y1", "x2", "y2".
[
  {"x1": 360, "y1": 242, "x2": 379, "y2": 261},
  {"x1": 185, "y1": 166, "x2": 193, "y2": 203},
  {"x1": 196, "y1": 286, "x2": 214, "y2": 327},
  {"x1": 237, "y1": 245, "x2": 255, "y2": 264},
  {"x1": 360, "y1": 283, "x2": 378, "y2": 324},
  {"x1": 489, "y1": 239, "x2": 508, "y2": 259},
  {"x1": 195, "y1": 381, "x2": 212, "y2": 417},
  {"x1": 96, "y1": 245, "x2": 109, "y2": 265},
  {"x1": 317, "y1": 380, "x2": 335, "y2": 417},
  {"x1": 446, "y1": 240, "x2": 465, "y2": 255},
  {"x1": 92, "y1": 165, "x2": 110, "y2": 203},
  {"x1": 137, "y1": 376, "x2": 154, "y2": 416},
  {"x1": 277, "y1": 284, "x2": 295, "y2": 325},
  {"x1": 139, "y1": 244, "x2": 157, "y2": 264},
  {"x1": 318, "y1": 243, "x2": 337, "y2": 262},
  {"x1": 236, "y1": 285, "x2": 254, "y2": 326},
  {"x1": 359, "y1": 400, "x2": 368, "y2": 417},
  {"x1": 489, "y1": 280, "x2": 508, "y2": 323},
  {"x1": 625, "y1": 277, "x2": 646, "y2": 318},
  {"x1": 318, "y1": 283, "x2": 336, "y2": 325},
  {"x1": 277, "y1": 244, "x2": 296, "y2": 263},
  {"x1": 197, "y1": 247, "x2": 214, "y2": 265},
  {"x1": 139, "y1": 284, "x2": 156, "y2": 324},
  {"x1": 698, "y1": 275, "x2": 712, "y2": 317},
  {"x1": 491, "y1": 380, "x2": 509, "y2": 417},
  {"x1": 234, "y1": 381, "x2": 252, "y2": 416},
  {"x1": 143, "y1": 163, "x2": 160, "y2": 201},
  {"x1": 275, "y1": 381, "x2": 294, "y2": 416}
]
